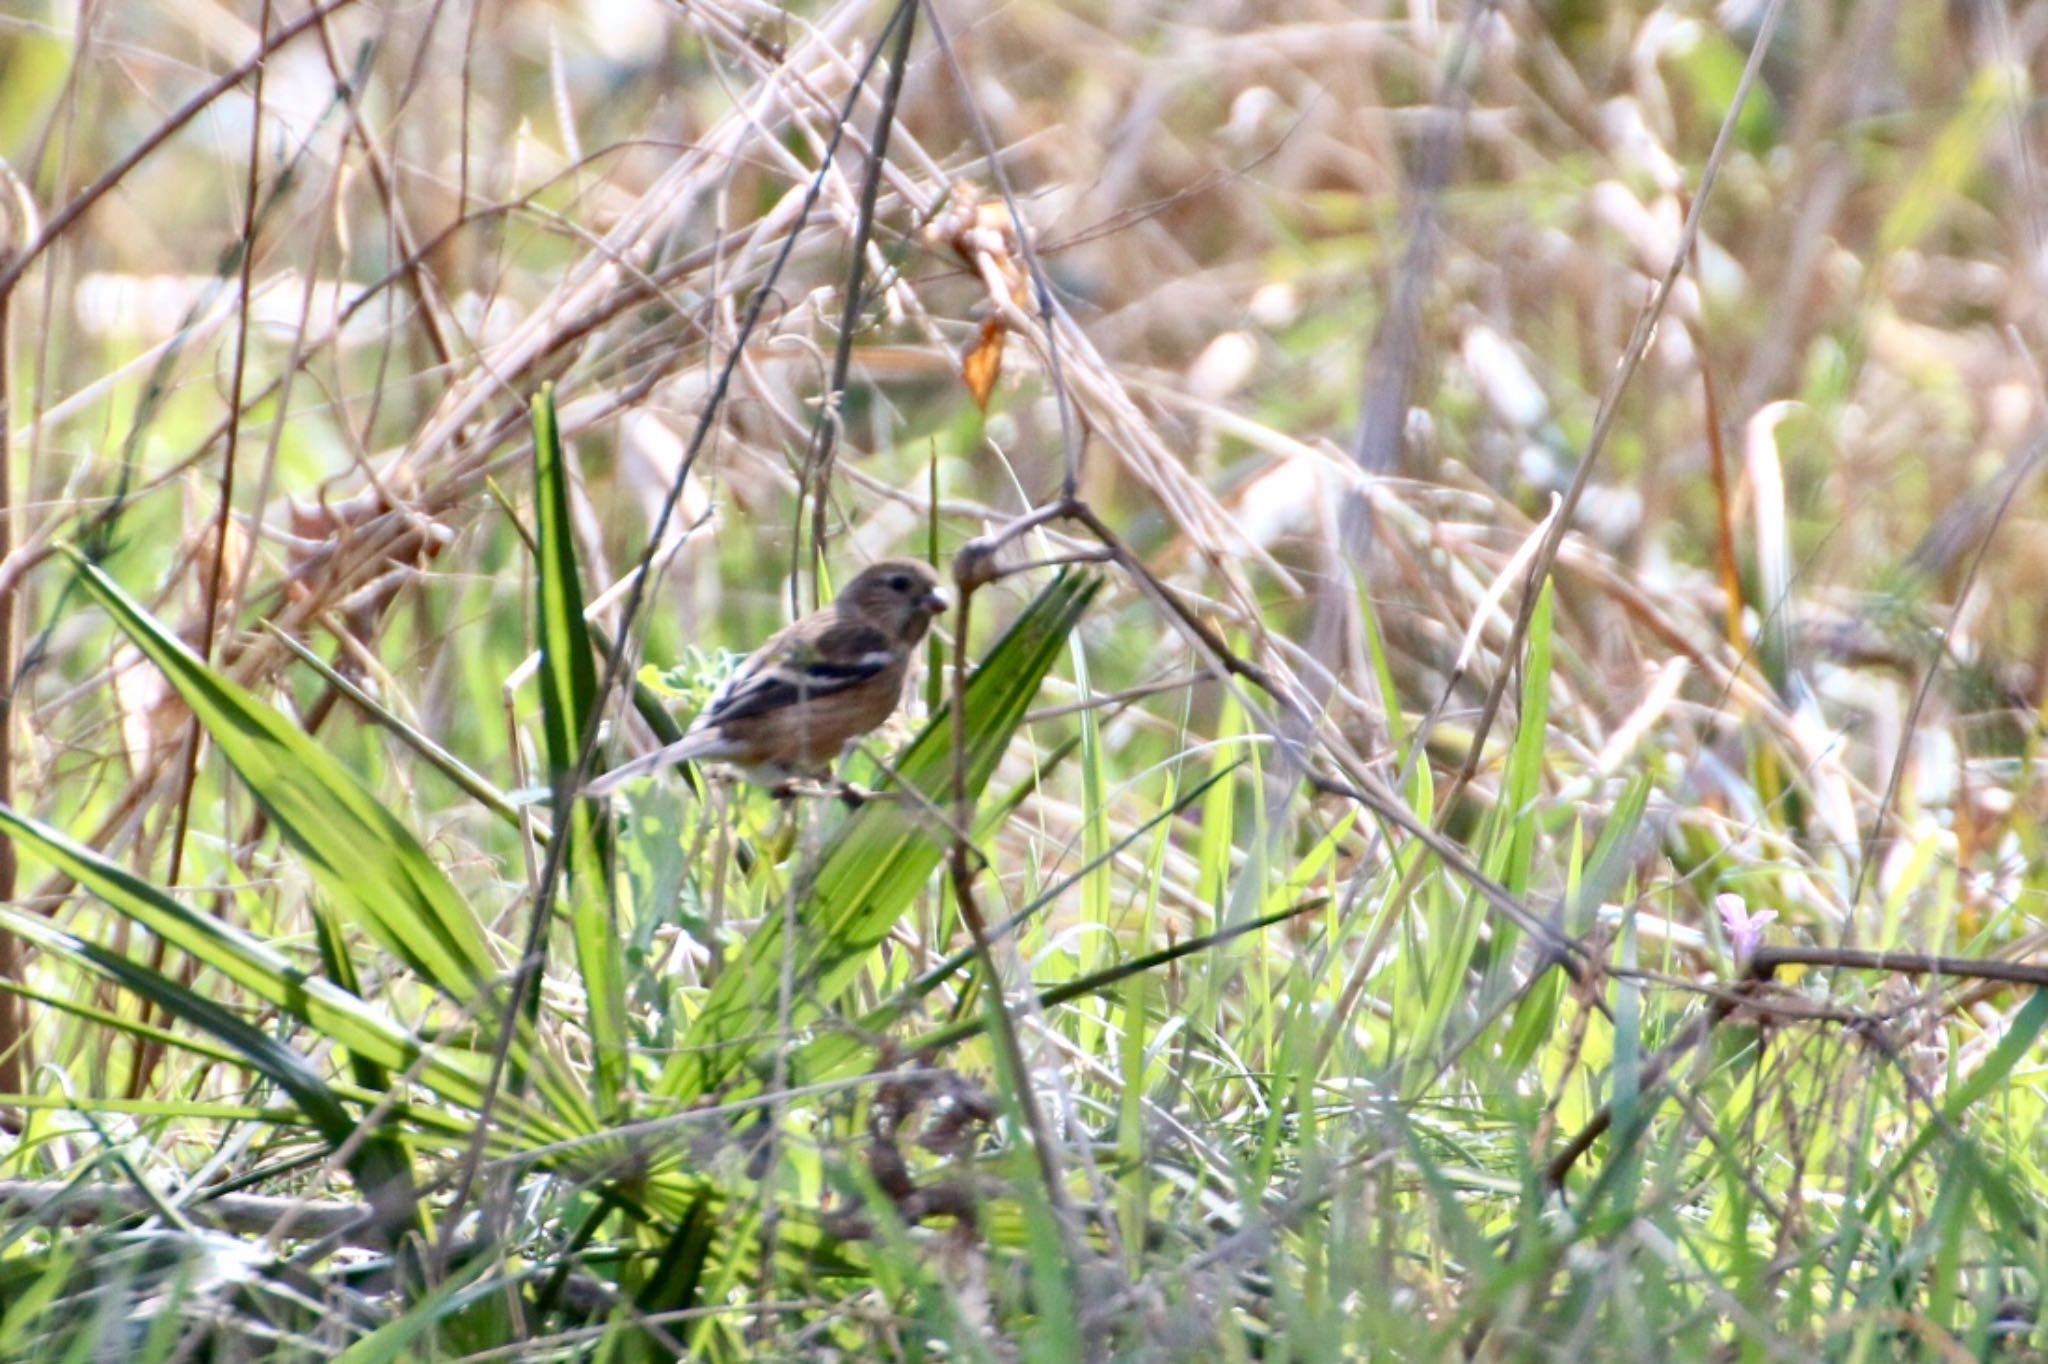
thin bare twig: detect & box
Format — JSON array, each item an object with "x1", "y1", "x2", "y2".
[
  {"x1": 1543, "y1": 941, "x2": 2048, "y2": 1190},
  {"x1": 0, "y1": 159, "x2": 32, "y2": 1106},
  {"x1": 941, "y1": 554, "x2": 1095, "y2": 1338},
  {"x1": 136, "y1": 0, "x2": 279, "y2": 1104},
  {"x1": 0, "y1": 0, "x2": 362, "y2": 301},
  {"x1": 795, "y1": 0, "x2": 918, "y2": 608}
]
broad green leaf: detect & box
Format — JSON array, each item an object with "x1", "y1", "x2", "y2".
[
  {"x1": 121, "y1": 926, "x2": 419, "y2": 1239},
  {"x1": 532, "y1": 387, "x2": 602, "y2": 790},
  {"x1": 0, "y1": 975, "x2": 242, "y2": 1068},
  {"x1": 0, "y1": 904, "x2": 430, "y2": 1246},
  {"x1": 64, "y1": 546, "x2": 500, "y2": 1006},
  {"x1": 531, "y1": 387, "x2": 627, "y2": 1112},
  {"x1": 65, "y1": 546, "x2": 600, "y2": 1140},
  {"x1": 332, "y1": 1256, "x2": 495, "y2": 1364},
  {"x1": 269, "y1": 623, "x2": 529, "y2": 835},
  {"x1": 792, "y1": 760, "x2": 1238, "y2": 1085},
  {"x1": 629, "y1": 1195, "x2": 716, "y2": 1361}
]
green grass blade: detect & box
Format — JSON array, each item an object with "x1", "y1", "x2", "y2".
[
  {"x1": 0, "y1": 811, "x2": 504, "y2": 1120},
  {"x1": 2, "y1": 913, "x2": 353, "y2": 1145},
  {"x1": 1501, "y1": 580, "x2": 1555, "y2": 900},
  {"x1": 0, "y1": 905, "x2": 426, "y2": 1244}
]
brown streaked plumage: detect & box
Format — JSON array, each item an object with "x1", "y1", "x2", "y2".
[{"x1": 585, "y1": 558, "x2": 946, "y2": 795}]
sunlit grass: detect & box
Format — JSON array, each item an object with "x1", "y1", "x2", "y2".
[{"x1": 0, "y1": 0, "x2": 2046, "y2": 1359}]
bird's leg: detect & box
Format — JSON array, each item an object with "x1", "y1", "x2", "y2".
[
  {"x1": 770, "y1": 776, "x2": 881, "y2": 806},
  {"x1": 759, "y1": 758, "x2": 886, "y2": 806}
]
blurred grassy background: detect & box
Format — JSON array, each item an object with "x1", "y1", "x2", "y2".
[{"x1": 3, "y1": 0, "x2": 2048, "y2": 1358}]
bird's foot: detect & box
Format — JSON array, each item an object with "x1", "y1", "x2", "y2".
[{"x1": 767, "y1": 776, "x2": 888, "y2": 808}]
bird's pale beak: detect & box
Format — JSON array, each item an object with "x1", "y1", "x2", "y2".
[{"x1": 922, "y1": 588, "x2": 949, "y2": 615}]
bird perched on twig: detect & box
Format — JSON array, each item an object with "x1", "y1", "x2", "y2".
[{"x1": 585, "y1": 557, "x2": 947, "y2": 798}]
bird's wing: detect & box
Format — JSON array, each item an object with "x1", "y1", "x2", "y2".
[{"x1": 699, "y1": 618, "x2": 900, "y2": 726}]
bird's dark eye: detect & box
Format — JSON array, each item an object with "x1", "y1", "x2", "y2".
[{"x1": 888, "y1": 574, "x2": 911, "y2": 592}]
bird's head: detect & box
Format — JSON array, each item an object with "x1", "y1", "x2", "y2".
[{"x1": 840, "y1": 558, "x2": 948, "y2": 643}]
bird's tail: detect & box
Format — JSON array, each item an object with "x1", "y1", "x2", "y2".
[{"x1": 582, "y1": 729, "x2": 724, "y2": 798}]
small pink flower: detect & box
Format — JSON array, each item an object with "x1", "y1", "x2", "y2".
[{"x1": 1716, "y1": 893, "x2": 1776, "y2": 962}]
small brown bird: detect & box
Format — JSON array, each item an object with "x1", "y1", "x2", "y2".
[{"x1": 586, "y1": 558, "x2": 947, "y2": 796}]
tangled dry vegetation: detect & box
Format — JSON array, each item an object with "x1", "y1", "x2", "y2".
[{"x1": 4, "y1": 0, "x2": 2048, "y2": 1358}]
